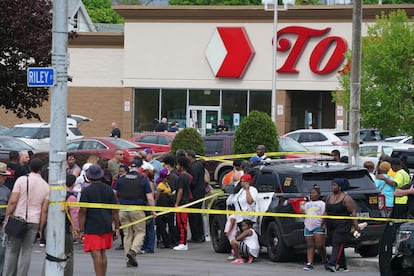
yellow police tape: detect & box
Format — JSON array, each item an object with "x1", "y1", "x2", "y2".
[
  {"x1": 59, "y1": 191, "x2": 414, "y2": 231},
  {"x1": 199, "y1": 151, "x2": 331, "y2": 162}
]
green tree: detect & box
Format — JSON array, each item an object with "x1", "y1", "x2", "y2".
[
  {"x1": 335, "y1": 10, "x2": 414, "y2": 137},
  {"x1": 0, "y1": 0, "x2": 52, "y2": 120},
  {"x1": 171, "y1": 128, "x2": 206, "y2": 155},
  {"x1": 233, "y1": 110, "x2": 278, "y2": 154},
  {"x1": 83, "y1": 0, "x2": 124, "y2": 23}
]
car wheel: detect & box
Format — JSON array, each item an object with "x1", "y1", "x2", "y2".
[
  {"x1": 358, "y1": 243, "x2": 380, "y2": 257},
  {"x1": 210, "y1": 215, "x2": 231, "y2": 253},
  {"x1": 266, "y1": 221, "x2": 288, "y2": 262}
]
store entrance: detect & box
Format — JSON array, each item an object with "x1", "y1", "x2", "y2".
[{"x1": 187, "y1": 106, "x2": 221, "y2": 136}]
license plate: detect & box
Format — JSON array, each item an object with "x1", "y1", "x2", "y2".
[
  {"x1": 356, "y1": 212, "x2": 370, "y2": 218},
  {"x1": 369, "y1": 196, "x2": 378, "y2": 205}
]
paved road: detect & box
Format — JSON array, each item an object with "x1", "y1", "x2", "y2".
[{"x1": 28, "y1": 238, "x2": 379, "y2": 276}]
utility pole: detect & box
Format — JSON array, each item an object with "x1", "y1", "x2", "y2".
[
  {"x1": 46, "y1": 0, "x2": 68, "y2": 275},
  {"x1": 348, "y1": 0, "x2": 362, "y2": 166}
]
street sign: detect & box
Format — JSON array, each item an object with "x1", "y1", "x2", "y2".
[{"x1": 27, "y1": 67, "x2": 55, "y2": 87}]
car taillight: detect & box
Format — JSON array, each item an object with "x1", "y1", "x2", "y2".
[
  {"x1": 332, "y1": 141, "x2": 348, "y2": 146},
  {"x1": 378, "y1": 194, "x2": 385, "y2": 210},
  {"x1": 288, "y1": 198, "x2": 307, "y2": 213}
]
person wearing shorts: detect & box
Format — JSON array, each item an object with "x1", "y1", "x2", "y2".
[
  {"x1": 303, "y1": 185, "x2": 327, "y2": 271},
  {"x1": 78, "y1": 165, "x2": 120, "y2": 276},
  {"x1": 230, "y1": 219, "x2": 259, "y2": 264}
]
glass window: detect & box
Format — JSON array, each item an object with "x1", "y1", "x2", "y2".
[
  {"x1": 66, "y1": 141, "x2": 81, "y2": 151},
  {"x1": 360, "y1": 146, "x2": 377, "y2": 157},
  {"x1": 134, "y1": 89, "x2": 160, "y2": 132},
  {"x1": 204, "y1": 139, "x2": 223, "y2": 156},
  {"x1": 250, "y1": 90, "x2": 271, "y2": 116},
  {"x1": 189, "y1": 90, "x2": 219, "y2": 106},
  {"x1": 140, "y1": 135, "x2": 158, "y2": 144},
  {"x1": 222, "y1": 90, "x2": 247, "y2": 131},
  {"x1": 158, "y1": 136, "x2": 171, "y2": 145},
  {"x1": 162, "y1": 89, "x2": 187, "y2": 129}
]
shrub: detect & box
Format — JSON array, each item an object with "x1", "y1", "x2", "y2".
[
  {"x1": 233, "y1": 110, "x2": 278, "y2": 154},
  {"x1": 171, "y1": 128, "x2": 206, "y2": 156}
]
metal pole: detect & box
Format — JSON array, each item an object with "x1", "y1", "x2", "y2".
[
  {"x1": 349, "y1": 0, "x2": 362, "y2": 165},
  {"x1": 271, "y1": 0, "x2": 278, "y2": 123},
  {"x1": 46, "y1": 0, "x2": 68, "y2": 274}
]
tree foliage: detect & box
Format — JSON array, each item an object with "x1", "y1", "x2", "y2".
[
  {"x1": 0, "y1": 0, "x2": 52, "y2": 120},
  {"x1": 233, "y1": 110, "x2": 278, "y2": 154},
  {"x1": 335, "y1": 10, "x2": 414, "y2": 137},
  {"x1": 171, "y1": 128, "x2": 206, "y2": 156},
  {"x1": 83, "y1": 0, "x2": 124, "y2": 23}
]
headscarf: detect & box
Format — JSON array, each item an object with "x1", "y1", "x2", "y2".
[
  {"x1": 156, "y1": 168, "x2": 170, "y2": 186},
  {"x1": 333, "y1": 178, "x2": 347, "y2": 191}
]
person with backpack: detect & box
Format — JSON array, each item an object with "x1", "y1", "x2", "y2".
[{"x1": 113, "y1": 159, "x2": 156, "y2": 267}]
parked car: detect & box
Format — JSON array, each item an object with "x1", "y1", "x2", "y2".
[
  {"x1": 209, "y1": 159, "x2": 386, "y2": 261},
  {"x1": 66, "y1": 137, "x2": 144, "y2": 165},
  {"x1": 3, "y1": 115, "x2": 91, "y2": 152},
  {"x1": 384, "y1": 135, "x2": 411, "y2": 144},
  {"x1": 391, "y1": 148, "x2": 414, "y2": 171},
  {"x1": 284, "y1": 129, "x2": 350, "y2": 156},
  {"x1": 202, "y1": 132, "x2": 322, "y2": 185},
  {"x1": 0, "y1": 136, "x2": 35, "y2": 161},
  {"x1": 0, "y1": 126, "x2": 9, "y2": 135},
  {"x1": 359, "y1": 142, "x2": 413, "y2": 166},
  {"x1": 129, "y1": 132, "x2": 176, "y2": 153},
  {"x1": 391, "y1": 222, "x2": 414, "y2": 275}
]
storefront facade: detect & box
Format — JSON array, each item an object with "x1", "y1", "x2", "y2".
[{"x1": 2, "y1": 5, "x2": 412, "y2": 138}]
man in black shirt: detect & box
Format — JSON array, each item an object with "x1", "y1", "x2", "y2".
[
  {"x1": 5, "y1": 151, "x2": 29, "y2": 191},
  {"x1": 154, "y1": 117, "x2": 168, "y2": 132},
  {"x1": 185, "y1": 150, "x2": 206, "y2": 243},
  {"x1": 109, "y1": 122, "x2": 121, "y2": 138}
]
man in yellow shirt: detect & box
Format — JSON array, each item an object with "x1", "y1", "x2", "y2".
[{"x1": 390, "y1": 158, "x2": 410, "y2": 219}]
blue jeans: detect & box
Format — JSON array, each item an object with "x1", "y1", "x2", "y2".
[{"x1": 141, "y1": 218, "x2": 155, "y2": 253}]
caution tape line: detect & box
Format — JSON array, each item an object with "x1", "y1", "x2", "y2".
[
  {"x1": 59, "y1": 201, "x2": 414, "y2": 224},
  {"x1": 198, "y1": 151, "x2": 331, "y2": 161}
]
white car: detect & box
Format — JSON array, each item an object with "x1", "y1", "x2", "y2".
[
  {"x1": 3, "y1": 115, "x2": 91, "y2": 152},
  {"x1": 359, "y1": 141, "x2": 413, "y2": 166},
  {"x1": 284, "y1": 129, "x2": 350, "y2": 156},
  {"x1": 384, "y1": 135, "x2": 412, "y2": 144}
]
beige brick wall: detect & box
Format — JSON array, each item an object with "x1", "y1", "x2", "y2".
[{"x1": 0, "y1": 87, "x2": 134, "y2": 139}]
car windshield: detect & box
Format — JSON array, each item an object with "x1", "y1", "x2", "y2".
[
  {"x1": 302, "y1": 170, "x2": 376, "y2": 194},
  {"x1": 333, "y1": 131, "x2": 350, "y2": 141},
  {"x1": 110, "y1": 139, "x2": 141, "y2": 149},
  {"x1": 0, "y1": 137, "x2": 33, "y2": 150},
  {"x1": 3, "y1": 127, "x2": 39, "y2": 138},
  {"x1": 279, "y1": 137, "x2": 308, "y2": 152}
]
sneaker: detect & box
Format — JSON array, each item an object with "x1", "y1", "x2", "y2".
[
  {"x1": 173, "y1": 244, "x2": 188, "y2": 251},
  {"x1": 39, "y1": 243, "x2": 46, "y2": 248},
  {"x1": 325, "y1": 263, "x2": 337, "y2": 272},
  {"x1": 126, "y1": 250, "x2": 138, "y2": 267},
  {"x1": 126, "y1": 260, "x2": 138, "y2": 267},
  {"x1": 226, "y1": 255, "x2": 237, "y2": 261},
  {"x1": 115, "y1": 244, "x2": 124, "y2": 250},
  {"x1": 303, "y1": 263, "x2": 313, "y2": 271},
  {"x1": 337, "y1": 266, "x2": 349, "y2": 272},
  {"x1": 247, "y1": 255, "x2": 255, "y2": 264}
]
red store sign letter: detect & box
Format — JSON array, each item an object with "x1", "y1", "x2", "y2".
[{"x1": 276, "y1": 26, "x2": 348, "y2": 75}]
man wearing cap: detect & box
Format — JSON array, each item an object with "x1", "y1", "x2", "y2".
[
  {"x1": 113, "y1": 160, "x2": 156, "y2": 267},
  {"x1": 78, "y1": 165, "x2": 120, "y2": 276},
  {"x1": 0, "y1": 162, "x2": 11, "y2": 275},
  {"x1": 3, "y1": 158, "x2": 50, "y2": 276}
]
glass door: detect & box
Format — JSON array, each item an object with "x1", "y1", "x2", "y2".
[{"x1": 187, "y1": 106, "x2": 221, "y2": 136}]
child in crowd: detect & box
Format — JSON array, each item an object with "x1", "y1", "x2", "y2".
[
  {"x1": 303, "y1": 185, "x2": 327, "y2": 271},
  {"x1": 224, "y1": 206, "x2": 238, "y2": 261},
  {"x1": 230, "y1": 219, "x2": 259, "y2": 264}
]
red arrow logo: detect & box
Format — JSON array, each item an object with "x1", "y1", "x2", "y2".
[{"x1": 205, "y1": 27, "x2": 255, "y2": 78}]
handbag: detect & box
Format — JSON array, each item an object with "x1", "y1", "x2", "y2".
[{"x1": 5, "y1": 176, "x2": 29, "y2": 238}]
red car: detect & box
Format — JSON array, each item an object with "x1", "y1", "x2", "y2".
[
  {"x1": 66, "y1": 137, "x2": 144, "y2": 165},
  {"x1": 129, "y1": 132, "x2": 176, "y2": 153}
]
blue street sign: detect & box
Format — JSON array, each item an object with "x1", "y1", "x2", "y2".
[{"x1": 27, "y1": 67, "x2": 55, "y2": 87}]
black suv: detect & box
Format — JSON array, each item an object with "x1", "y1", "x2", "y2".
[
  {"x1": 391, "y1": 148, "x2": 414, "y2": 170},
  {"x1": 209, "y1": 159, "x2": 386, "y2": 261}
]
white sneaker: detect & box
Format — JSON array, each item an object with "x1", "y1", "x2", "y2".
[
  {"x1": 173, "y1": 244, "x2": 188, "y2": 251},
  {"x1": 205, "y1": 235, "x2": 211, "y2": 242}
]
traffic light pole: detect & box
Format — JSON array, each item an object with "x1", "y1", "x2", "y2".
[{"x1": 46, "y1": 0, "x2": 68, "y2": 275}]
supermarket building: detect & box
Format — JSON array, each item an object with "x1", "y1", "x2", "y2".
[{"x1": 2, "y1": 5, "x2": 413, "y2": 138}]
